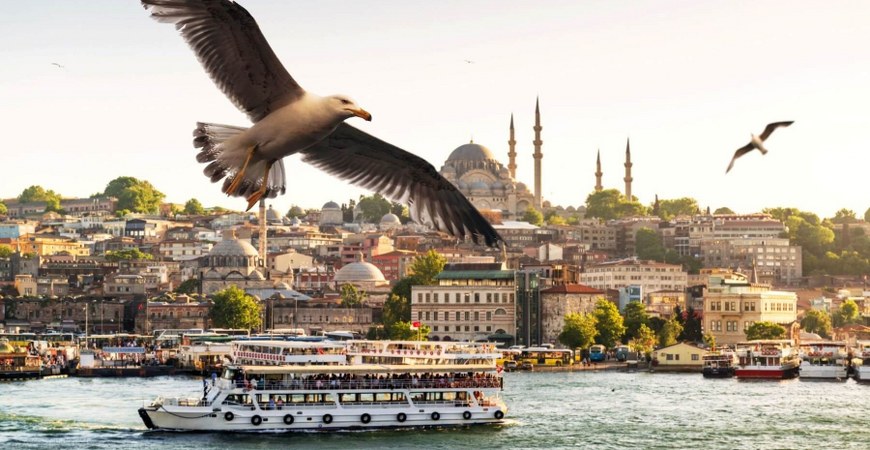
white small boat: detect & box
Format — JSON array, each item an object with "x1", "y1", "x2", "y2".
[
  {"x1": 798, "y1": 341, "x2": 848, "y2": 380},
  {"x1": 854, "y1": 340, "x2": 870, "y2": 383}
]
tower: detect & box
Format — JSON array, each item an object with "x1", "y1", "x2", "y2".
[
  {"x1": 258, "y1": 199, "x2": 267, "y2": 269},
  {"x1": 533, "y1": 97, "x2": 543, "y2": 208},
  {"x1": 623, "y1": 138, "x2": 633, "y2": 200},
  {"x1": 594, "y1": 149, "x2": 603, "y2": 192},
  {"x1": 508, "y1": 114, "x2": 517, "y2": 179}
]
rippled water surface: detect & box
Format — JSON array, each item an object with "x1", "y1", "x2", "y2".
[{"x1": 2, "y1": 371, "x2": 869, "y2": 449}]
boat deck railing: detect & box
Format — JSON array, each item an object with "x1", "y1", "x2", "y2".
[{"x1": 234, "y1": 377, "x2": 502, "y2": 392}]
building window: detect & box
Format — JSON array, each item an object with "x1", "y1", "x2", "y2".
[
  {"x1": 486, "y1": 293, "x2": 492, "y2": 303},
  {"x1": 464, "y1": 294, "x2": 470, "y2": 303},
  {"x1": 474, "y1": 312, "x2": 479, "y2": 321},
  {"x1": 455, "y1": 293, "x2": 461, "y2": 303},
  {"x1": 691, "y1": 354, "x2": 699, "y2": 361},
  {"x1": 433, "y1": 293, "x2": 439, "y2": 303},
  {"x1": 486, "y1": 311, "x2": 492, "y2": 321},
  {"x1": 433, "y1": 311, "x2": 438, "y2": 321},
  {"x1": 417, "y1": 293, "x2": 422, "y2": 303},
  {"x1": 455, "y1": 311, "x2": 460, "y2": 321},
  {"x1": 474, "y1": 293, "x2": 480, "y2": 303},
  {"x1": 425, "y1": 293, "x2": 430, "y2": 303},
  {"x1": 425, "y1": 311, "x2": 430, "y2": 321},
  {"x1": 464, "y1": 312, "x2": 470, "y2": 321}
]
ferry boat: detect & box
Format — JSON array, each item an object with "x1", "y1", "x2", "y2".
[
  {"x1": 138, "y1": 340, "x2": 507, "y2": 431},
  {"x1": 701, "y1": 347, "x2": 738, "y2": 378},
  {"x1": 798, "y1": 341, "x2": 849, "y2": 380},
  {"x1": 853, "y1": 340, "x2": 870, "y2": 383},
  {"x1": 0, "y1": 339, "x2": 42, "y2": 381},
  {"x1": 734, "y1": 340, "x2": 801, "y2": 379}
]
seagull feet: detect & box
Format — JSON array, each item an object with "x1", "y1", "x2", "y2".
[
  {"x1": 243, "y1": 159, "x2": 275, "y2": 211},
  {"x1": 225, "y1": 145, "x2": 258, "y2": 197}
]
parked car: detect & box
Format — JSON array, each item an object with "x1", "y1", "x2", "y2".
[
  {"x1": 503, "y1": 361, "x2": 518, "y2": 372},
  {"x1": 518, "y1": 361, "x2": 534, "y2": 371}
]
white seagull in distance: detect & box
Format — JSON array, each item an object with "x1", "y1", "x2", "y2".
[
  {"x1": 726, "y1": 121, "x2": 794, "y2": 174},
  {"x1": 141, "y1": 0, "x2": 503, "y2": 247}
]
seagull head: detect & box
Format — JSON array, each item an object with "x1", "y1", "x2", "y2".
[{"x1": 330, "y1": 95, "x2": 372, "y2": 122}]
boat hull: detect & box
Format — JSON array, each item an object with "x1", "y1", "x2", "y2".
[
  {"x1": 735, "y1": 365, "x2": 800, "y2": 379},
  {"x1": 799, "y1": 364, "x2": 848, "y2": 380},
  {"x1": 702, "y1": 367, "x2": 735, "y2": 378},
  {"x1": 138, "y1": 405, "x2": 507, "y2": 431},
  {"x1": 854, "y1": 367, "x2": 870, "y2": 383}
]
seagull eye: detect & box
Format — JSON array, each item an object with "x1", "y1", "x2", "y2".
[{"x1": 340, "y1": 99, "x2": 351, "y2": 105}]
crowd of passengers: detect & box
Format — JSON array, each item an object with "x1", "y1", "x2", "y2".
[{"x1": 233, "y1": 371, "x2": 502, "y2": 391}]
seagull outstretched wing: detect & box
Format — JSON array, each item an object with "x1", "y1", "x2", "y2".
[
  {"x1": 142, "y1": 0, "x2": 303, "y2": 122},
  {"x1": 759, "y1": 121, "x2": 794, "y2": 141},
  {"x1": 726, "y1": 143, "x2": 755, "y2": 173},
  {"x1": 301, "y1": 123, "x2": 503, "y2": 247}
]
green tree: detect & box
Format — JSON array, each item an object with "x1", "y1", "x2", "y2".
[
  {"x1": 209, "y1": 286, "x2": 262, "y2": 330},
  {"x1": 388, "y1": 277, "x2": 416, "y2": 307},
  {"x1": 592, "y1": 300, "x2": 625, "y2": 348},
  {"x1": 558, "y1": 312, "x2": 598, "y2": 350},
  {"x1": 521, "y1": 208, "x2": 544, "y2": 226},
  {"x1": 408, "y1": 250, "x2": 447, "y2": 285},
  {"x1": 183, "y1": 198, "x2": 205, "y2": 215},
  {"x1": 833, "y1": 299, "x2": 860, "y2": 327},
  {"x1": 831, "y1": 208, "x2": 857, "y2": 224},
  {"x1": 286, "y1": 205, "x2": 305, "y2": 218},
  {"x1": 339, "y1": 283, "x2": 367, "y2": 307},
  {"x1": 654, "y1": 197, "x2": 699, "y2": 221},
  {"x1": 341, "y1": 199, "x2": 356, "y2": 223},
  {"x1": 389, "y1": 321, "x2": 430, "y2": 340},
  {"x1": 101, "y1": 176, "x2": 165, "y2": 214},
  {"x1": 702, "y1": 332, "x2": 716, "y2": 348},
  {"x1": 676, "y1": 307, "x2": 703, "y2": 342},
  {"x1": 18, "y1": 185, "x2": 63, "y2": 212},
  {"x1": 390, "y1": 201, "x2": 410, "y2": 223},
  {"x1": 105, "y1": 248, "x2": 153, "y2": 261},
  {"x1": 0, "y1": 245, "x2": 12, "y2": 258},
  {"x1": 622, "y1": 301, "x2": 650, "y2": 342},
  {"x1": 0, "y1": 201, "x2": 6, "y2": 215},
  {"x1": 585, "y1": 189, "x2": 648, "y2": 220},
  {"x1": 800, "y1": 309, "x2": 832, "y2": 338},
  {"x1": 382, "y1": 293, "x2": 410, "y2": 335},
  {"x1": 657, "y1": 317, "x2": 684, "y2": 347},
  {"x1": 174, "y1": 278, "x2": 200, "y2": 295},
  {"x1": 547, "y1": 215, "x2": 567, "y2": 226},
  {"x1": 630, "y1": 324, "x2": 656, "y2": 355},
  {"x1": 635, "y1": 228, "x2": 665, "y2": 261},
  {"x1": 357, "y1": 193, "x2": 391, "y2": 223},
  {"x1": 713, "y1": 207, "x2": 735, "y2": 215},
  {"x1": 745, "y1": 321, "x2": 786, "y2": 340}
]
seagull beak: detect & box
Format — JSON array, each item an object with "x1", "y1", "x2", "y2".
[{"x1": 349, "y1": 108, "x2": 372, "y2": 121}]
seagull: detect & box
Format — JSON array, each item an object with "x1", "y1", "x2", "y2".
[
  {"x1": 142, "y1": 0, "x2": 503, "y2": 247},
  {"x1": 51, "y1": 62, "x2": 65, "y2": 69},
  {"x1": 725, "y1": 121, "x2": 794, "y2": 173}
]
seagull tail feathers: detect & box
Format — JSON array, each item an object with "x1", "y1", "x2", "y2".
[{"x1": 193, "y1": 122, "x2": 286, "y2": 200}]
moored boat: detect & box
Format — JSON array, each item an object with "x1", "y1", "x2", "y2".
[
  {"x1": 138, "y1": 339, "x2": 507, "y2": 431},
  {"x1": 0, "y1": 339, "x2": 42, "y2": 381},
  {"x1": 853, "y1": 340, "x2": 870, "y2": 383},
  {"x1": 702, "y1": 347, "x2": 737, "y2": 378},
  {"x1": 798, "y1": 341, "x2": 848, "y2": 381},
  {"x1": 734, "y1": 340, "x2": 800, "y2": 380}
]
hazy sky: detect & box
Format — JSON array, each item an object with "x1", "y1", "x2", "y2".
[{"x1": 2, "y1": 1, "x2": 868, "y2": 219}]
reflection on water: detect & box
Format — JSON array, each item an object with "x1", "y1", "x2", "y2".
[{"x1": 1, "y1": 372, "x2": 869, "y2": 449}]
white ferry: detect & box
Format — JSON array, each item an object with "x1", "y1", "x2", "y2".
[
  {"x1": 734, "y1": 340, "x2": 801, "y2": 379},
  {"x1": 853, "y1": 340, "x2": 870, "y2": 383},
  {"x1": 798, "y1": 341, "x2": 849, "y2": 380},
  {"x1": 138, "y1": 340, "x2": 507, "y2": 431},
  {"x1": 701, "y1": 347, "x2": 738, "y2": 378}
]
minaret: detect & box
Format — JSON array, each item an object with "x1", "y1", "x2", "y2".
[
  {"x1": 508, "y1": 114, "x2": 517, "y2": 179},
  {"x1": 533, "y1": 97, "x2": 543, "y2": 208},
  {"x1": 594, "y1": 149, "x2": 603, "y2": 192},
  {"x1": 258, "y1": 199, "x2": 267, "y2": 270},
  {"x1": 623, "y1": 138, "x2": 633, "y2": 200}
]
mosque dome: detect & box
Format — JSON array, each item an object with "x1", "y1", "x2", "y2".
[
  {"x1": 210, "y1": 233, "x2": 259, "y2": 258},
  {"x1": 274, "y1": 282, "x2": 291, "y2": 290},
  {"x1": 322, "y1": 201, "x2": 340, "y2": 210},
  {"x1": 380, "y1": 213, "x2": 401, "y2": 225},
  {"x1": 515, "y1": 182, "x2": 529, "y2": 192},
  {"x1": 457, "y1": 180, "x2": 468, "y2": 190},
  {"x1": 334, "y1": 253, "x2": 386, "y2": 283},
  {"x1": 446, "y1": 142, "x2": 497, "y2": 163},
  {"x1": 266, "y1": 205, "x2": 281, "y2": 222},
  {"x1": 491, "y1": 180, "x2": 504, "y2": 189}
]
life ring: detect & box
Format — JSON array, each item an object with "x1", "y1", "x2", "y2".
[
  {"x1": 494, "y1": 410, "x2": 505, "y2": 420},
  {"x1": 431, "y1": 411, "x2": 440, "y2": 421},
  {"x1": 396, "y1": 412, "x2": 407, "y2": 423},
  {"x1": 283, "y1": 414, "x2": 294, "y2": 425},
  {"x1": 224, "y1": 411, "x2": 234, "y2": 421},
  {"x1": 361, "y1": 413, "x2": 371, "y2": 424},
  {"x1": 463, "y1": 411, "x2": 472, "y2": 420},
  {"x1": 323, "y1": 414, "x2": 333, "y2": 424},
  {"x1": 251, "y1": 415, "x2": 262, "y2": 426}
]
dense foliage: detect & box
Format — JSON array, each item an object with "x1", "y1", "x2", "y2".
[
  {"x1": 584, "y1": 189, "x2": 648, "y2": 220},
  {"x1": 592, "y1": 300, "x2": 625, "y2": 348},
  {"x1": 98, "y1": 176, "x2": 165, "y2": 214},
  {"x1": 18, "y1": 185, "x2": 63, "y2": 212},
  {"x1": 558, "y1": 312, "x2": 598, "y2": 350},
  {"x1": 745, "y1": 321, "x2": 786, "y2": 340},
  {"x1": 183, "y1": 198, "x2": 205, "y2": 215},
  {"x1": 209, "y1": 286, "x2": 261, "y2": 330}
]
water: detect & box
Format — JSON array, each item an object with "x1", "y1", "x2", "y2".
[{"x1": 1, "y1": 372, "x2": 869, "y2": 449}]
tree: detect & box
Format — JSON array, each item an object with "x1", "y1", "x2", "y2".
[
  {"x1": 657, "y1": 317, "x2": 684, "y2": 347},
  {"x1": 105, "y1": 248, "x2": 153, "y2": 261},
  {"x1": 654, "y1": 197, "x2": 699, "y2": 221},
  {"x1": 356, "y1": 193, "x2": 391, "y2": 223},
  {"x1": 0, "y1": 245, "x2": 12, "y2": 258},
  {"x1": 831, "y1": 208, "x2": 857, "y2": 224},
  {"x1": 183, "y1": 198, "x2": 205, "y2": 215},
  {"x1": 547, "y1": 215, "x2": 567, "y2": 226},
  {"x1": 713, "y1": 207, "x2": 735, "y2": 215},
  {"x1": 702, "y1": 332, "x2": 716, "y2": 348},
  {"x1": 390, "y1": 201, "x2": 410, "y2": 223},
  {"x1": 745, "y1": 321, "x2": 786, "y2": 340},
  {"x1": 408, "y1": 250, "x2": 447, "y2": 286},
  {"x1": 286, "y1": 205, "x2": 305, "y2": 218},
  {"x1": 676, "y1": 307, "x2": 703, "y2": 342},
  {"x1": 800, "y1": 309, "x2": 832, "y2": 338},
  {"x1": 622, "y1": 301, "x2": 650, "y2": 343},
  {"x1": 175, "y1": 278, "x2": 199, "y2": 295},
  {"x1": 101, "y1": 176, "x2": 165, "y2": 214},
  {"x1": 592, "y1": 300, "x2": 625, "y2": 348},
  {"x1": 521, "y1": 208, "x2": 544, "y2": 226},
  {"x1": 585, "y1": 189, "x2": 648, "y2": 220},
  {"x1": 833, "y1": 299, "x2": 860, "y2": 327},
  {"x1": 0, "y1": 201, "x2": 6, "y2": 215},
  {"x1": 389, "y1": 321, "x2": 430, "y2": 340},
  {"x1": 17, "y1": 185, "x2": 63, "y2": 212},
  {"x1": 382, "y1": 293, "x2": 410, "y2": 334},
  {"x1": 635, "y1": 228, "x2": 665, "y2": 261},
  {"x1": 339, "y1": 283, "x2": 367, "y2": 307},
  {"x1": 558, "y1": 313, "x2": 598, "y2": 350},
  {"x1": 341, "y1": 199, "x2": 356, "y2": 223},
  {"x1": 630, "y1": 324, "x2": 656, "y2": 355},
  {"x1": 209, "y1": 286, "x2": 262, "y2": 330}
]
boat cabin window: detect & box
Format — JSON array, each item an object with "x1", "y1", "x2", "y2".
[{"x1": 222, "y1": 394, "x2": 250, "y2": 406}]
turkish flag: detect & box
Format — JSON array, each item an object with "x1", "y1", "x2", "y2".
[{"x1": 411, "y1": 321, "x2": 421, "y2": 330}]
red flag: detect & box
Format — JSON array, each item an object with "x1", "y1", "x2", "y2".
[{"x1": 411, "y1": 321, "x2": 421, "y2": 330}]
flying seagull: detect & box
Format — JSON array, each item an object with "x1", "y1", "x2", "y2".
[
  {"x1": 51, "y1": 62, "x2": 65, "y2": 69},
  {"x1": 141, "y1": 0, "x2": 503, "y2": 247},
  {"x1": 726, "y1": 121, "x2": 794, "y2": 173}
]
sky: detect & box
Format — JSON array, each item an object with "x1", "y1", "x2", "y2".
[{"x1": 1, "y1": 1, "x2": 868, "y2": 219}]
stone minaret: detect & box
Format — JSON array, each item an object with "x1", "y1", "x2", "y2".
[
  {"x1": 533, "y1": 97, "x2": 543, "y2": 208},
  {"x1": 623, "y1": 138, "x2": 633, "y2": 200},
  {"x1": 594, "y1": 149, "x2": 603, "y2": 192},
  {"x1": 258, "y1": 199, "x2": 267, "y2": 269},
  {"x1": 508, "y1": 114, "x2": 517, "y2": 179}
]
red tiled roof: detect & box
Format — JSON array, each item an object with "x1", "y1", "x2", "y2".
[{"x1": 540, "y1": 284, "x2": 604, "y2": 294}]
